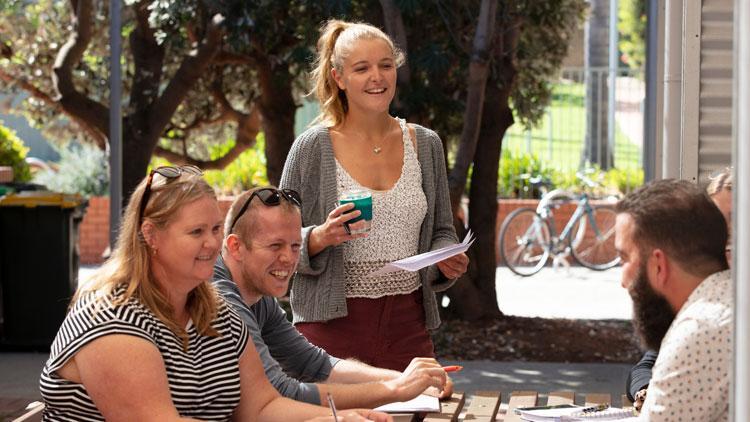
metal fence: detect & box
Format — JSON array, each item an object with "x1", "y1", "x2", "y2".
[{"x1": 501, "y1": 66, "x2": 645, "y2": 195}]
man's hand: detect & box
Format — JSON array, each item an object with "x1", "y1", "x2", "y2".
[
  {"x1": 424, "y1": 376, "x2": 454, "y2": 399},
  {"x1": 384, "y1": 357, "x2": 448, "y2": 402},
  {"x1": 633, "y1": 388, "x2": 648, "y2": 412}
]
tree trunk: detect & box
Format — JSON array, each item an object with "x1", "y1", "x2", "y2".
[
  {"x1": 121, "y1": 121, "x2": 160, "y2": 206},
  {"x1": 584, "y1": 0, "x2": 612, "y2": 169},
  {"x1": 258, "y1": 62, "x2": 297, "y2": 186},
  {"x1": 444, "y1": 83, "x2": 510, "y2": 320},
  {"x1": 447, "y1": 0, "x2": 498, "y2": 214}
]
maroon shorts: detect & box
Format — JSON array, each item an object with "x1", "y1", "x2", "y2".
[{"x1": 296, "y1": 290, "x2": 435, "y2": 371}]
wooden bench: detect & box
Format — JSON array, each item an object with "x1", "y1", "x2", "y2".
[{"x1": 392, "y1": 390, "x2": 633, "y2": 422}]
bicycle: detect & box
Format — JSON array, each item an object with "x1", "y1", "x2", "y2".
[{"x1": 498, "y1": 172, "x2": 620, "y2": 276}]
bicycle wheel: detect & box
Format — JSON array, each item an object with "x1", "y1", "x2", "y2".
[
  {"x1": 569, "y1": 205, "x2": 620, "y2": 270},
  {"x1": 499, "y1": 207, "x2": 551, "y2": 276}
]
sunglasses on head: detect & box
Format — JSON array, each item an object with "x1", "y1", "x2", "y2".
[
  {"x1": 228, "y1": 188, "x2": 302, "y2": 234},
  {"x1": 138, "y1": 165, "x2": 203, "y2": 224}
]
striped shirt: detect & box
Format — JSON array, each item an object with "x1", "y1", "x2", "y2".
[{"x1": 39, "y1": 285, "x2": 249, "y2": 421}]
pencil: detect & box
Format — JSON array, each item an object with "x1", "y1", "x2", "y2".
[{"x1": 442, "y1": 365, "x2": 463, "y2": 373}]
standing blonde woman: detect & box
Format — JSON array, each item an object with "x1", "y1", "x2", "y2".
[
  {"x1": 280, "y1": 20, "x2": 468, "y2": 371},
  {"x1": 39, "y1": 165, "x2": 388, "y2": 421}
]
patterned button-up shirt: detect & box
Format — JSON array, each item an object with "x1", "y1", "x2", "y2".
[{"x1": 640, "y1": 270, "x2": 733, "y2": 422}]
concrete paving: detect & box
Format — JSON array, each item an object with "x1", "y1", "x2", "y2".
[
  {"x1": 0, "y1": 265, "x2": 634, "y2": 418},
  {"x1": 496, "y1": 266, "x2": 632, "y2": 320}
]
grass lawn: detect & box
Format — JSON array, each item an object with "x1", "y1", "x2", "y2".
[{"x1": 502, "y1": 81, "x2": 642, "y2": 172}]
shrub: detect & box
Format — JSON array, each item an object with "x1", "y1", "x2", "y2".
[
  {"x1": 603, "y1": 167, "x2": 644, "y2": 195},
  {"x1": 150, "y1": 134, "x2": 269, "y2": 195},
  {"x1": 34, "y1": 142, "x2": 109, "y2": 197},
  {"x1": 203, "y1": 134, "x2": 269, "y2": 195},
  {"x1": 497, "y1": 150, "x2": 555, "y2": 199},
  {"x1": 552, "y1": 165, "x2": 644, "y2": 197},
  {"x1": 0, "y1": 122, "x2": 32, "y2": 182}
]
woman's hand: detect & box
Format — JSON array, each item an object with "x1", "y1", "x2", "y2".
[
  {"x1": 436, "y1": 253, "x2": 468, "y2": 280},
  {"x1": 308, "y1": 203, "x2": 369, "y2": 256},
  {"x1": 305, "y1": 410, "x2": 392, "y2": 422}
]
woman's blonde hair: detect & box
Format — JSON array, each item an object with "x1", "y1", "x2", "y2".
[
  {"x1": 76, "y1": 170, "x2": 220, "y2": 346},
  {"x1": 707, "y1": 168, "x2": 733, "y2": 196},
  {"x1": 310, "y1": 19, "x2": 405, "y2": 127}
]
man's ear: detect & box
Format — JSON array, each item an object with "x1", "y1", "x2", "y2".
[
  {"x1": 648, "y1": 248, "x2": 671, "y2": 292},
  {"x1": 225, "y1": 234, "x2": 244, "y2": 261}
]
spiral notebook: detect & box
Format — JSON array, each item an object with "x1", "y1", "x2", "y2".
[{"x1": 518, "y1": 405, "x2": 637, "y2": 421}]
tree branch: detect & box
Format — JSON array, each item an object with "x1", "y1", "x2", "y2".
[
  {"x1": 51, "y1": 0, "x2": 109, "y2": 142},
  {"x1": 153, "y1": 103, "x2": 262, "y2": 170},
  {"x1": 214, "y1": 50, "x2": 257, "y2": 66},
  {"x1": 148, "y1": 14, "x2": 225, "y2": 139},
  {"x1": 379, "y1": 0, "x2": 411, "y2": 84},
  {"x1": 0, "y1": 69, "x2": 107, "y2": 147}
]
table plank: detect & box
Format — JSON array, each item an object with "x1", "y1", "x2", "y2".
[
  {"x1": 584, "y1": 393, "x2": 612, "y2": 406},
  {"x1": 462, "y1": 391, "x2": 501, "y2": 422},
  {"x1": 392, "y1": 414, "x2": 416, "y2": 422},
  {"x1": 546, "y1": 391, "x2": 575, "y2": 406},
  {"x1": 503, "y1": 391, "x2": 538, "y2": 422},
  {"x1": 423, "y1": 392, "x2": 465, "y2": 422}
]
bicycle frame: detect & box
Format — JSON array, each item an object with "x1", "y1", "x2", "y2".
[{"x1": 536, "y1": 192, "x2": 601, "y2": 251}]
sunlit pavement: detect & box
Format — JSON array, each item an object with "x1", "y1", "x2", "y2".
[{"x1": 496, "y1": 266, "x2": 632, "y2": 320}]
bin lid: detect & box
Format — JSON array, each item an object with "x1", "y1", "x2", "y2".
[{"x1": 0, "y1": 191, "x2": 83, "y2": 208}]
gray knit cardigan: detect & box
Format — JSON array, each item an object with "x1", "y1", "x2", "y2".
[{"x1": 279, "y1": 123, "x2": 459, "y2": 330}]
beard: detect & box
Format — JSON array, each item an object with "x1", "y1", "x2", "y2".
[{"x1": 629, "y1": 263, "x2": 676, "y2": 351}]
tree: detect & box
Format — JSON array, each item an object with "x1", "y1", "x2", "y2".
[
  {"x1": 583, "y1": 0, "x2": 612, "y2": 169},
  {"x1": 618, "y1": 0, "x2": 646, "y2": 70},
  {"x1": 2, "y1": 0, "x2": 585, "y2": 321},
  {"x1": 382, "y1": 0, "x2": 586, "y2": 320},
  {"x1": 0, "y1": 0, "x2": 361, "y2": 201}
]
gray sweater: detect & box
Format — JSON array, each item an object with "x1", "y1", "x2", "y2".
[{"x1": 279, "y1": 123, "x2": 458, "y2": 330}]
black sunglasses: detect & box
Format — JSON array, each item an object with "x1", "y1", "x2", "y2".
[
  {"x1": 228, "y1": 188, "x2": 302, "y2": 234},
  {"x1": 138, "y1": 165, "x2": 203, "y2": 224}
]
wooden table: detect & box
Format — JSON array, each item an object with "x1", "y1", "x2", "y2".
[{"x1": 392, "y1": 390, "x2": 633, "y2": 422}]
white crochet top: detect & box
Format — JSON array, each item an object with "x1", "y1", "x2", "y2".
[{"x1": 335, "y1": 118, "x2": 427, "y2": 298}]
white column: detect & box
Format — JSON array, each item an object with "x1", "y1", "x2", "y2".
[{"x1": 733, "y1": 0, "x2": 750, "y2": 418}]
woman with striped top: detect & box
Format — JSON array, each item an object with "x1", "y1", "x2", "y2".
[{"x1": 39, "y1": 165, "x2": 389, "y2": 421}]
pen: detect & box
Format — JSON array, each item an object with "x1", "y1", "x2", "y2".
[
  {"x1": 513, "y1": 404, "x2": 578, "y2": 415},
  {"x1": 442, "y1": 365, "x2": 463, "y2": 373},
  {"x1": 580, "y1": 403, "x2": 609, "y2": 413},
  {"x1": 326, "y1": 393, "x2": 338, "y2": 420}
]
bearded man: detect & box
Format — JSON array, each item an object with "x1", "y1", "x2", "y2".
[{"x1": 614, "y1": 179, "x2": 731, "y2": 421}]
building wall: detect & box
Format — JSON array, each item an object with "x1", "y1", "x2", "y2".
[{"x1": 698, "y1": 0, "x2": 733, "y2": 181}]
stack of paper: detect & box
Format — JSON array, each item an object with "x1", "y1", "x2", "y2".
[
  {"x1": 517, "y1": 405, "x2": 637, "y2": 421},
  {"x1": 373, "y1": 394, "x2": 440, "y2": 413},
  {"x1": 369, "y1": 230, "x2": 475, "y2": 276}
]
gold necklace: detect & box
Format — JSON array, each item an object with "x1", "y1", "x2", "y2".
[{"x1": 347, "y1": 120, "x2": 397, "y2": 154}]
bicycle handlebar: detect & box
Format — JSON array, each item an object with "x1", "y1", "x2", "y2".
[{"x1": 576, "y1": 171, "x2": 599, "y2": 189}]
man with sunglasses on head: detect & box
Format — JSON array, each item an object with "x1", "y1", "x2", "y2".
[{"x1": 213, "y1": 186, "x2": 453, "y2": 409}]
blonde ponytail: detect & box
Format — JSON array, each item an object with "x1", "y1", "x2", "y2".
[{"x1": 309, "y1": 19, "x2": 405, "y2": 127}]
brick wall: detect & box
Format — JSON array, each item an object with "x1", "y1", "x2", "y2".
[
  {"x1": 79, "y1": 196, "x2": 614, "y2": 266},
  {"x1": 78, "y1": 196, "x2": 236, "y2": 265},
  {"x1": 78, "y1": 196, "x2": 110, "y2": 264}
]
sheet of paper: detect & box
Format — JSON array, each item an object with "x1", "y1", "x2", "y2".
[
  {"x1": 369, "y1": 230, "x2": 475, "y2": 276},
  {"x1": 518, "y1": 406, "x2": 637, "y2": 421},
  {"x1": 373, "y1": 394, "x2": 440, "y2": 413}
]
